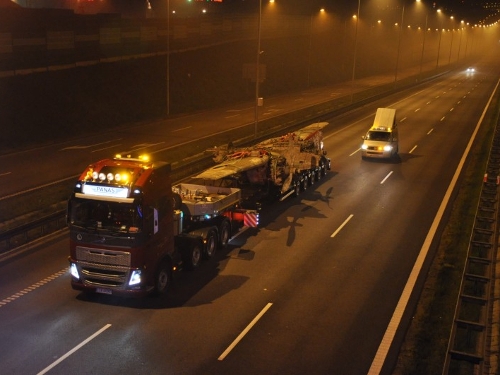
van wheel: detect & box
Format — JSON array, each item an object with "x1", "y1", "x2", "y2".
[
  {"x1": 219, "y1": 220, "x2": 231, "y2": 249},
  {"x1": 154, "y1": 261, "x2": 171, "y2": 295},
  {"x1": 204, "y1": 229, "x2": 217, "y2": 259}
]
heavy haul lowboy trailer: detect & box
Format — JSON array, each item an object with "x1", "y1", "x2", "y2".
[{"x1": 67, "y1": 155, "x2": 258, "y2": 297}]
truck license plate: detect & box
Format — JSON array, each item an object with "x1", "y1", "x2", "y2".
[{"x1": 96, "y1": 288, "x2": 112, "y2": 295}]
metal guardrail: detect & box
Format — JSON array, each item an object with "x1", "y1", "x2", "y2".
[
  {"x1": 442, "y1": 118, "x2": 500, "y2": 374},
  {"x1": 0, "y1": 210, "x2": 66, "y2": 253}
]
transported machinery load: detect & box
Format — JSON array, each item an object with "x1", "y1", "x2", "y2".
[{"x1": 195, "y1": 122, "x2": 331, "y2": 202}]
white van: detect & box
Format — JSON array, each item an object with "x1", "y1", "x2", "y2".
[{"x1": 361, "y1": 108, "x2": 399, "y2": 159}]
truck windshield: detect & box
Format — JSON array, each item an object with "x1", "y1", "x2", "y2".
[
  {"x1": 366, "y1": 131, "x2": 391, "y2": 141},
  {"x1": 68, "y1": 198, "x2": 143, "y2": 233}
]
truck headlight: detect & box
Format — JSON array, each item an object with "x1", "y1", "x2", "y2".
[
  {"x1": 70, "y1": 263, "x2": 80, "y2": 280},
  {"x1": 129, "y1": 270, "x2": 142, "y2": 286}
]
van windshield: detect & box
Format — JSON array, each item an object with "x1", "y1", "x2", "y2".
[{"x1": 366, "y1": 131, "x2": 391, "y2": 141}]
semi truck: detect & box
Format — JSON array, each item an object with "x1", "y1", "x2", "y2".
[
  {"x1": 194, "y1": 122, "x2": 331, "y2": 204},
  {"x1": 67, "y1": 155, "x2": 258, "y2": 297}
]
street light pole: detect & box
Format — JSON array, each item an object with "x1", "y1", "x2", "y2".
[
  {"x1": 457, "y1": 21, "x2": 464, "y2": 61},
  {"x1": 394, "y1": 4, "x2": 405, "y2": 83},
  {"x1": 307, "y1": 14, "x2": 313, "y2": 87},
  {"x1": 350, "y1": 0, "x2": 361, "y2": 103},
  {"x1": 436, "y1": 29, "x2": 443, "y2": 68},
  {"x1": 448, "y1": 16, "x2": 454, "y2": 64},
  {"x1": 436, "y1": 10, "x2": 443, "y2": 69},
  {"x1": 254, "y1": 0, "x2": 262, "y2": 139},
  {"x1": 166, "y1": 0, "x2": 170, "y2": 117},
  {"x1": 419, "y1": 13, "x2": 428, "y2": 78}
]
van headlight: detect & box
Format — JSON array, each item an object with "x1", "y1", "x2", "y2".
[
  {"x1": 383, "y1": 145, "x2": 393, "y2": 151},
  {"x1": 129, "y1": 270, "x2": 142, "y2": 286},
  {"x1": 361, "y1": 144, "x2": 368, "y2": 150}
]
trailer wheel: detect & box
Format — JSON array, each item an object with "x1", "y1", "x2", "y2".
[
  {"x1": 317, "y1": 163, "x2": 324, "y2": 180},
  {"x1": 154, "y1": 261, "x2": 171, "y2": 295},
  {"x1": 204, "y1": 229, "x2": 218, "y2": 259},
  {"x1": 294, "y1": 180, "x2": 300, "y2": 197},
  {"x1": 219, "y1": 220, "x2": 231, "y2": 249},
  {"x1": 301, "y1": 176, "x2": 308, "y2": 191}
]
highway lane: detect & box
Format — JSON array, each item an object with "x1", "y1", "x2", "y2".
[
  {"x1": 209, "y1": 70, "x2": 495, "y2": 374},
  {"x1": 0, "y1": 64, "x2": 447, "y2": 199},
  {"x1": 0, "y1": 61, "x2": 498, "y2": 375}
]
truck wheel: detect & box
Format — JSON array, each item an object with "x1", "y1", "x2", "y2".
[
  {"x1": 184, "y1": 242, "x2": 202, "y2": 270},
  {"x1": 154, "y1": 261, "x2": 171, "y2": 295},
  {"x1": 204, "y1": 229, "x2": 218, "y2": 259},
  {"x1": 219, "y1": 220, "x2": 231, "y2": 249}
]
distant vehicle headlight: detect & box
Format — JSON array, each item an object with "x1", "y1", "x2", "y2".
[{"x1": 466, "y1": 67, "x2": 475, "y2": 73}]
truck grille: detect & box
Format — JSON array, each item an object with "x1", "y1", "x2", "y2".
[
  {"x1": 75, "y1": 246, "x2": 131, "y2": 288},
  {"x1": 76, "y1": 246, "x2": 131, "y2": 267}
]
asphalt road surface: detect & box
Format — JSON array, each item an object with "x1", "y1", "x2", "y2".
[{"x1": 0, "y1": 56, "x2": 499, "y2": 374}]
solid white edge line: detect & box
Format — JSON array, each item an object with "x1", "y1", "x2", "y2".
[
  {"x1": 331, "y1": 214, "x2": 354, "y2": 238},
  {"x1": 380, "y1": 171, "x2": 393, "y2": 184},
  {"x1": 37, "y1": 324, "x2": 112, "y2": 375},
  {"x1": 218, "y1": 303, "x2": 273, "y2": 361},
  {"x1": 367, "y1": 77, "x2": 500, "y2": 374}
]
